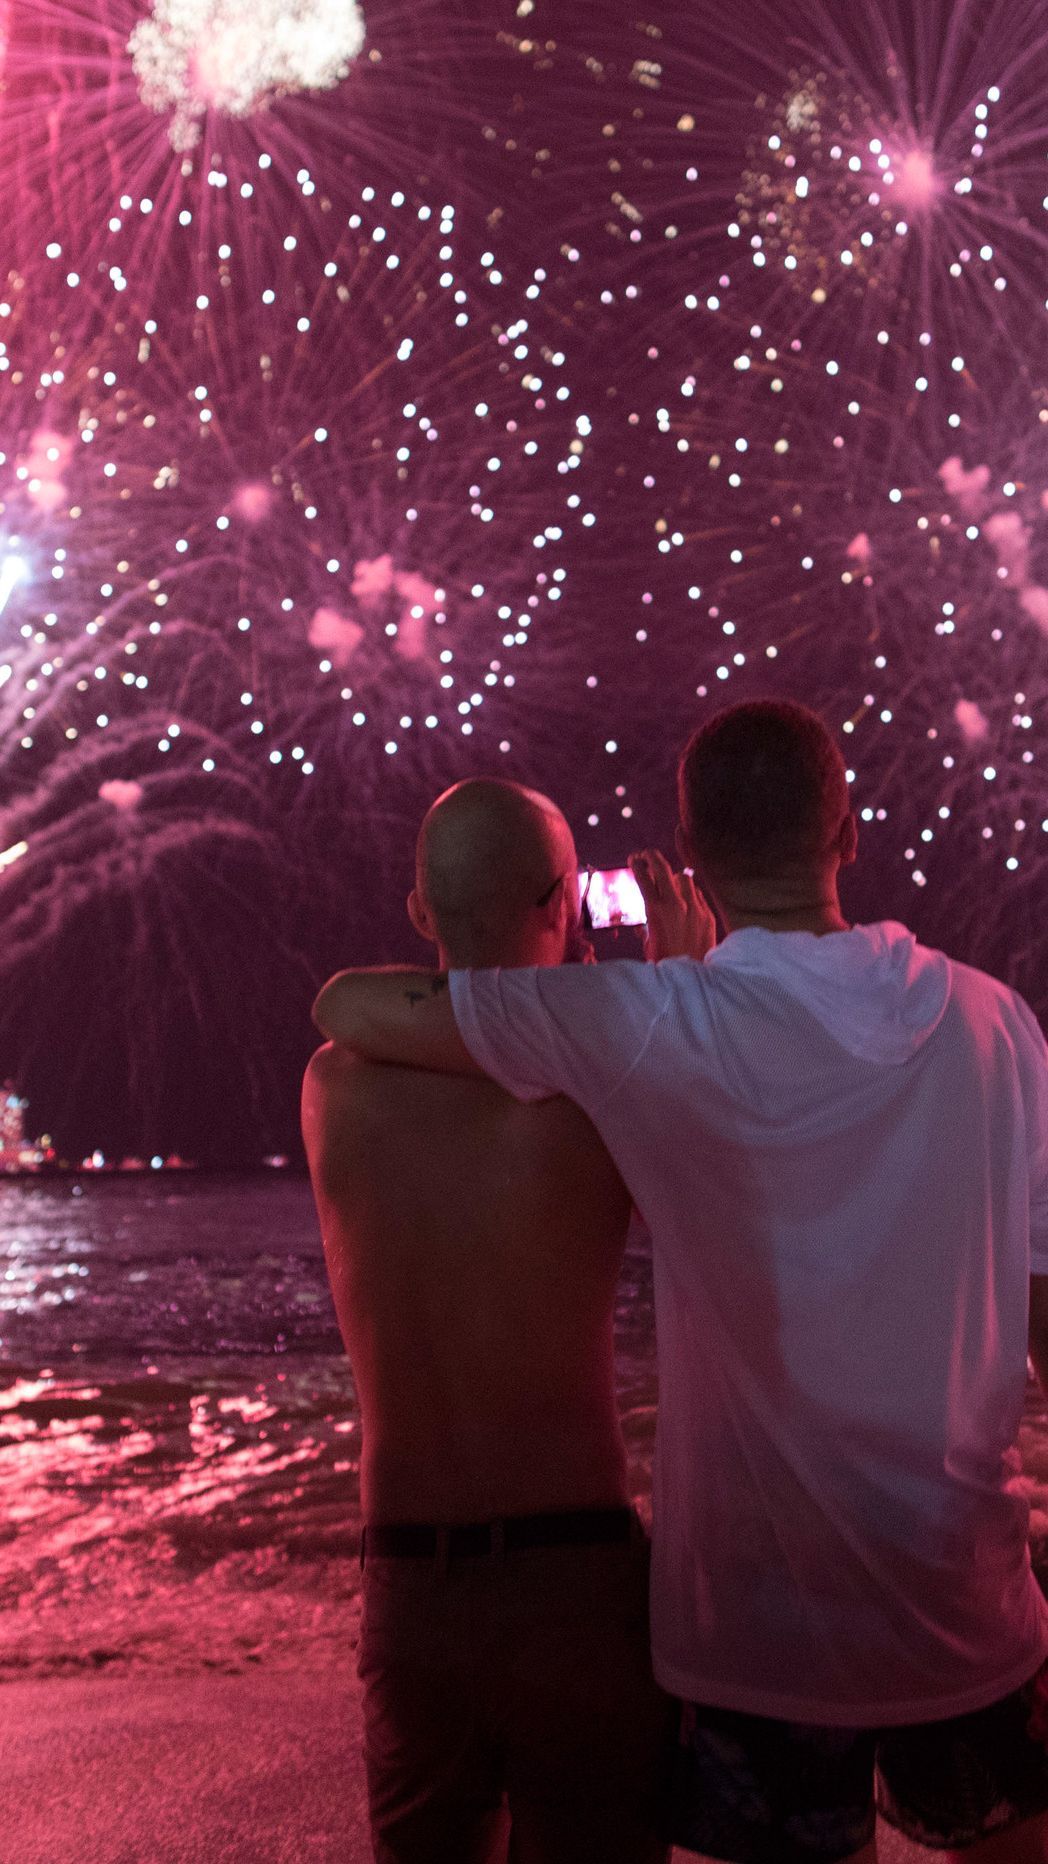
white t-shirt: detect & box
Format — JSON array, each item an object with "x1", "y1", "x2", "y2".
[{"x1": 450, "y1": 923, "x2": 1048, "y2": 1725}]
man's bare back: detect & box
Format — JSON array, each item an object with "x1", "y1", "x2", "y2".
[
  {"x1": 305, "y1": 781, "x2": 668, "y2": 1863},
  {"x1": 302, "y1": 1042, "x2": 632, "y2": 1524}
]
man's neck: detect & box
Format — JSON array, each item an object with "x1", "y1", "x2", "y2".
[
  {"x1": 716, "y1": 896, "x2": 850, "y2": 939},
  {"x1": 437, "y1": 941, "x2": 549, "y2": 970},
  {"x1": 705, "y1": 858, "x2": 851, "y2": 940}
]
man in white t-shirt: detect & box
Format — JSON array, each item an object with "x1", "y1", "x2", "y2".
[{"x1": 313, "y1": 700, "x2": 1048, "y2": 1864}]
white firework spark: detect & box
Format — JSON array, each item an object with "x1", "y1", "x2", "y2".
[{"x1": 129, "y1": 0, "x2": 366, "y2": 151}]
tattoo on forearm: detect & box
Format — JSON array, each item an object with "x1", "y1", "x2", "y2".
[{"x1": 404, "y1": 975, "x2": 449, "y2": 1008}]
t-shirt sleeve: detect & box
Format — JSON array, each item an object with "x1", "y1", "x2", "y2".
[
  {"x1": 449, "y1": 960, "x2": 670, "y2": 1112},
  {"x1": 1015, "y1": 994, "x2": 1048, "y2": 1275}
]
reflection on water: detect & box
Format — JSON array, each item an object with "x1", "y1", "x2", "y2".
[
  {"x1": 10, "y1": 1175, "x2": 1042, "y2": 1688},
  {"x1": 0, "y1": 1177, "x2": 659, "y2": 1679}
]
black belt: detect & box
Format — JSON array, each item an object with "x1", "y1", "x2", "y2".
[{"x1": 362, "y1": 1506, "x2": 633, "y2": 1563}]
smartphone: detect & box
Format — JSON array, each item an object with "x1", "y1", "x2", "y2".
[{"x1": 579, "y1": 867, "x2": 647, "y2": 930}]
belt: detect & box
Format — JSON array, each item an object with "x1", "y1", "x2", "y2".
[{"x1": 362, "y1": 1505, "x2": 634, "y2": 1563}]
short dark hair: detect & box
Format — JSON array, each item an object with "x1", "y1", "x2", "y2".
[{"x1": 678, "y1": 700, "x2": 849, "y2": 879}]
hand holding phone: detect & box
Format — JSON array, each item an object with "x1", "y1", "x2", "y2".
[{"x1": 627, "y1": 851, "x2": 717, "y2": 962}]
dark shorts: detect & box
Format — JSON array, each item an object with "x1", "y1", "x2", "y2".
[
  {"x1": 665, "y1": 1657, "x2": 1048, "y2": 1863},
  {"x1": 359, "y1": 1512, "x2": 671, "y2": 1863}
]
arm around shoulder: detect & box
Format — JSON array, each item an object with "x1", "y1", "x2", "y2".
[{"x1": 311, "y1": 968, "x2": 483, "y2": 1074}]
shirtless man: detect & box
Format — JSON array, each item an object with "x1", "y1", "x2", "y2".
[{"x1": 301, "y1": 778, "x2": 668, "y2": 1864}]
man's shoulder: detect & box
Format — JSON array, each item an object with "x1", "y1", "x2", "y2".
[
  {"x1": 944, "y1": 951, "x2": 1025, "y2": 1016},
  {"x1": 302, "y1": 1044, "x2": 425, "y2": 1169},
  {"x1": 303, "y1": 1042, "x2": 388, "y2": 1116},
  {"x1": 941, "y1": 955, "x2": 1046, "y2": 1054},
  {"x1": 303, "y1": 1040, "x2": 526, "y2": 1111},
  {"x1": 304, "y1": 1040, "x2": 362, "y2": 1088}
]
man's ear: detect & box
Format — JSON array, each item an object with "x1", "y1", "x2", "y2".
[
  {"x1": 675, "y1": 822, "x2": 695, "y2": 867},
  {"x1": 839, "y1": 812, "x2": 859, "y2": 867},
  {"x1": 407, "y1": 888, "x2": 435, "y2": 944}
]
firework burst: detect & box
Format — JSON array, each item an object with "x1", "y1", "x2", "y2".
[
  {"x1": 526, "y1": 0, "x2": 1048, "y2": 993},
  {"x1": 0, "y1": 0, "x2": 1046, "y2": 1154},
  {"x1": 129, "y1": 0, "x2": 366, "y2": 153}
]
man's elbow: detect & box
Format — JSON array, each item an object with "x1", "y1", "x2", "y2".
[{"x1": 312, "y1": 972, "x2": 359, "y2": 1045}]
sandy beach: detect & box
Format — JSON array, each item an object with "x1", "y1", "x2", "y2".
[
  {"x1": 0, "y1": 1669, "x2": 372, "y2": 1864},
  {"x1": 0, "y1": 1666, "x2": 926, "y2": 1864},
  {"x1": 0, "y1": 1668, "x2": 924, "y2": 1864}
]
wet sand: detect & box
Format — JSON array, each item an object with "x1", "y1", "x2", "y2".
[{"x1": 0, "y1": 1669, "x2": 923, "y2": 1864}]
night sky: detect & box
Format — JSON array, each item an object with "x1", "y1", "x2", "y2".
[{"x1": 0, "y1": 0, "x2": 1045, "y2": 1164}]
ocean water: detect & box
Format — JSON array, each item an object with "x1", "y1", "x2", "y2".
[
  {"x1": 4, "y1": 1176, "x2": 1048, "y2": 1688},
  {"x1": 0, "y1": 1176, "x2": 659, "y2": 1681}
]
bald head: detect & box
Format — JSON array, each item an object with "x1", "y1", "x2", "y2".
[{"x1": 412, "y1": 779, "x2": 577, "y2": 969}]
